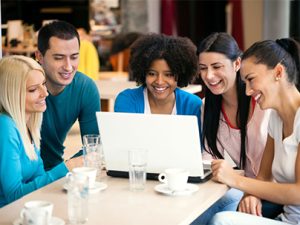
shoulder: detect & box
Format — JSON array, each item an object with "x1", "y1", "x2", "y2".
[
  {"x1": 0, "y1": 114, "x2": 19, "y2": 139},
  {"x1": 117, "y1": 86, "x2": 143, "y2": 99},
  {"x1": 0, "y1": 114, "x2": 16, "y2": 127},
  {"x1": 71, "y1": 72, "x2": 99, "y2": 96},
  {"x1": 175, "y1": 88, "x2": 202, "y2": 105},
  {"x1": 73, "y1": 72, "x2": 97, "y2": 87},
  {"x1": 115, "y1": 86, "x2": 144, "y2": 112}
]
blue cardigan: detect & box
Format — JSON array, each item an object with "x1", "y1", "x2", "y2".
[
  {"x1": 0, "y1": 114, "x2": 68, "y2": 207},
  {"x1": 114, "y1": 86, "x2": 202, "y2": 131}
]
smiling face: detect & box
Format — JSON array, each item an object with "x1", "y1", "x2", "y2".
[
  {"x1": 145, "y1": 59, "x2": 177, "y2": 103},
  {"x1": 25, "y1": 70, "x2": 48, "y2": 120},
  {"x1": 36, "y1": 36, "x2": 79, "y2": 95},
  {"x1": 199, "y1": 52, "x2": 240, "y2": 95},
  {"x1": 240, "y1": 57, "x2": 278, "y2": 109}
]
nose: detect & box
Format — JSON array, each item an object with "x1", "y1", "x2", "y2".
[
  {"x1": 205, "y1": 68, "x2": 214, "y2": 80},
  {"x1": 63, "y1": 58, "x2": 72, "y2": 71},
  {"x1": 155, "y1": 74, "x2": 164, "y2": 84},
  {"x1": 245, "y1": 82, "x2": 253, "y2": 96},
  {"x1": 40, "y1": 85, "x2": 49, "y2": 97}
]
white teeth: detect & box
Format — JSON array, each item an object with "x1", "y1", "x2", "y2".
[
  {"x1": 61, "y1": 73, "x2": 71, "y2": 78},
  {"x1": 254, "y1": 93, "x2": 261, "y2": 102},
  {"x1": 154, "y1": 87, "x2": 167, "y2": 91},
  {"x1": 209, "y1": 80, "x2": 221, "y2": 86}
]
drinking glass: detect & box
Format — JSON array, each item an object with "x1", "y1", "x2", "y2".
[
  {"x1": 128, "y1": 148, "x2": 148, "y2": 191},
  {"x1": 83, "y1": 134, "x2": 104, "y2": 178},
  {"x1": 66, "y1": 172, "x2": 89, "y2": 224}
]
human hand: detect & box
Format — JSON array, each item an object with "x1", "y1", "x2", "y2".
[
  {"x1": 65, "y1": 156, "x2": 84, "y2": 171},
  {"x1": 238, "y1": 194, "x2": 262, "y2": 216},
  {"x1": 211, "y1": 159, "x2": 239, "y2": 186}
]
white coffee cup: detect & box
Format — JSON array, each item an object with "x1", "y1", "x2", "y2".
[
  {"x1": 158, "y1": 168, "x2": 189, "y2": 191},
  {"x1": 72, "y1": 166, "x2": 97, "y2": 188},
  {"x1": 20, "y1": 200, "x2": 53, "y2": 225}
]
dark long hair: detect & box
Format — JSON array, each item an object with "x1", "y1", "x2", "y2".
[
  {"x1": 242, "y1": 38, "x2": 300, "y2": 91},
  {"x1": 197, "y1": 32, "x2": 251, "y2": 169}
]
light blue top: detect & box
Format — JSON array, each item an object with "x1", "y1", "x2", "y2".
[
  {"x1": 0, "y1": 114, "x2": 68, "y2": 207},
  {"x1": 114, "y1": 86, "x2": 202, "y2": 132},
  {"x1": 41, "y1": 72, "x2": 101, "y2": 170}
]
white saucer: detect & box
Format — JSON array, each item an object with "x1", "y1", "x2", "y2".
[
  {"x1": 13, "y1": 216, "x2": 65, "y2": 225},
  {"x1": 154, "y1": 183, "x2": 199, "y2": 196},
  {"x1": 89, "y1": 182, "x2": 108, "y2": 194},
  {"x1": 63, "y1": 181, "x2": 107, "y2": 194}
]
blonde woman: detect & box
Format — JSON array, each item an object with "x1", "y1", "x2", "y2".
[{"x1": 0, "y1": 55, "x2": 68, "y2": 207}]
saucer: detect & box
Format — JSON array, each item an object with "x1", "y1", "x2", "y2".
[
  {"x1": 13, "y1": 216, "x2": 65, "y2": 225},
  {"x1": 154, "y1": 183, "x2": 199, "y2": 196},
  {"x1": 63, "y1": 181, "x2": 107, "y2": 194}
]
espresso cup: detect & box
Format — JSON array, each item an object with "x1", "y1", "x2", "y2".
[
  {"x1": 158, "y1": 168, "x2": 189, "y2": 191},
  {"x1": 20, "y1": 200, "x2": 53, "y2": 225},
  {"x1": 72, "y1": 166, "x2": 97, "y2": 188}
]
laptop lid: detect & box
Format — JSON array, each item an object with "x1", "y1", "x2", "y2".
[{"x1": 96, "y1": 112, "x2": 211, "y2": 183}]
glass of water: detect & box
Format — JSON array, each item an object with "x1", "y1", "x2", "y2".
[
  {"x1": 128, "y1": 148, "x2": 148, "y2": 191},
  {"x1": 83, "y1": 134, "x2": 104, "y2": 177},
  {"x1": 66, "y1": 172, "x2": 89, "y2": 224}
]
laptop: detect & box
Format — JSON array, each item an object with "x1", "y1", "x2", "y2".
[{"x1": 96, "y1": 112, "x2": 211, "y2": 183}]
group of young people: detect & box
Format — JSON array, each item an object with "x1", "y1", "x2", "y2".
[{"x1": 0, "y1": 20, "x2": 299, "y2": 225}]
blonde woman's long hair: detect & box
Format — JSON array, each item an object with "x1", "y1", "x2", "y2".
[{"x1": 0, "y1": 55, "x2": 46, "y2": 160}]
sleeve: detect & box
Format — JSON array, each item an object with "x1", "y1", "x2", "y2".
[
  {"x1": 268, "y1": 110, "x2": 276, "y2": 139},
  {"x1": 0, "y1": 120, "x2": 68, "y2": 204},
  {"x1": 114, "y1": 89, "x2": 138, "y2": 113},
  {"x1": 78, "y1": 79, "x2": 101, "y2": 138},
  {"x1": 294, "y1": 110, "x2": 300, "y2": 143}
]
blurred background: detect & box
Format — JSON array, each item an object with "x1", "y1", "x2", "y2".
[{"x1": 1, "y1": 0, "x2": 300, "y2": 70}]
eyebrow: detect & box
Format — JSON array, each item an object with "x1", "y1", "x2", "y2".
[
  {"x1": 27, "y1": 79, "x2": 46, "y2": 89},
  {"x1": 148, "y1": 69, "x2": 172, "y2": 72},
  {"x1": 199, "y1": 62, "x2": 223, "y2": 66},
  {"x1": 52, "y1": 53, "x2": 79, "y2": 57},
  {"x1": 243, "y1": 73, "x2": 253, "y2": 81}
]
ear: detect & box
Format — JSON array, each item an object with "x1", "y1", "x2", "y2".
[
  {"x1": 35, "y1": 50, "x2": 44, "y2": 65},
  {"x1": 234, "y1": 57, "x2": 241, "y2": 72},
  {"x1": 274, "y1": 63, "x2": 284, "y2": 81}
]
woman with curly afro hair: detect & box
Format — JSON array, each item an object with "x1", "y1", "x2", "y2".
[{"x1": 114, "y1": 33, "x2": 202, "y2": 129}]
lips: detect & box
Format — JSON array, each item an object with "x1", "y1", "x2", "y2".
[
  {"x1": 60, "y1": 72, "x2": 72, "y2": 79},
  {"x1": 36, "y1": 100, "x2": 46, "y2": 106}
]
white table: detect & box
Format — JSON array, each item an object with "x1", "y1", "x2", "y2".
[
  {"x1": 97, "y1": 80, "x2": 202, "y2": 111},
  {"x1": 0, "y1": 174, "x2": 228, "y2": 225}
]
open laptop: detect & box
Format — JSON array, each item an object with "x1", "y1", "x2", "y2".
[{"x1": 96, "y1": 112, "x2": 211, "y2": 183}]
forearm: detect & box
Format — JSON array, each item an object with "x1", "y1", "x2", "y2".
[{"x1": 233, "y1": 175, "x2": 300, "y2": 205}]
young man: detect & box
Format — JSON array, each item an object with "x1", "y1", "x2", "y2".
[{"x1": 35, "y1": 21, "x2": 100, "y2": 170}]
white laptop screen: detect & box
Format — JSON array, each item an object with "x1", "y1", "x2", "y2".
[{"x1": 96, "y1": 112, "x2": 209, "y2": 182}]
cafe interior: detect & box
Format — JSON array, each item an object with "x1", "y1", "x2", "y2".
[{"x1": 1, "y1": 0, "x2": 300, "y2": 224}]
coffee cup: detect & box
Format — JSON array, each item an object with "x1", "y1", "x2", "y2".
[
  {"x1": 72, "y1": 166, "x2": 97, "y2": 188},
  {"x1": 20, "y1": 200, "x2": 53, "y2": 225},
  {"x1": 158, "y1": 168, "x2": 189, "y2": 191}
]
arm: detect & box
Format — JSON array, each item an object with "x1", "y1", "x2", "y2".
[
  {"x1": 238, "y1": 135, "x2": 275, "y2": 215},
  {"x1": 255, "y1": 135, "x2": 274, "y2": 181},
  {"x1": 212, "y1": 136, "x2": 300, "y2": 205},
  {"x1": 0, "y1": 122, "x2": 68, "y2": 205}
]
